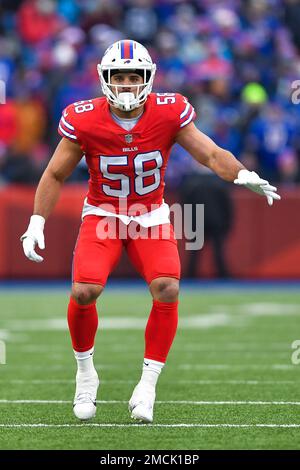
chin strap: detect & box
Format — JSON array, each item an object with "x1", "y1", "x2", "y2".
[{"x1": 117, "y1": 92, "x2": 136, "y2": 111}]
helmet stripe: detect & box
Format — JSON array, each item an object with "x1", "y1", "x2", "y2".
[
  {"x1": 129, "y1": 41, "x2": 133, "y2": 58},
  {"x1": 121, "y1": 40, "x2": 134, "y2": 59}
]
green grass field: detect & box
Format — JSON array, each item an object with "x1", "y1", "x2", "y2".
[{"x1": 0, "y1": 285, "x2": 300, "y2": 450}]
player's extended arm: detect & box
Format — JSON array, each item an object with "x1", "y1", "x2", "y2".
[
  {"x1": 175, "y1": 122, "x2": 280, "y2": 205},
  {"x1": 21, "y1": 138, "x2": 83, "y2": 262}
]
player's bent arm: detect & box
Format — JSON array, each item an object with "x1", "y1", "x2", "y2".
[
  {"x1": 175, "y1": 122, "x2": 244, "y2": 181},
  {"x1": 33, "y1": 138, "x2": 83, "y2": 219},
  {"x1": 21, "y1": 138, "x2": 83, "y2": 263},
  {"x1": 175, "y1": 122, "x2": 280, "y2": 206}
]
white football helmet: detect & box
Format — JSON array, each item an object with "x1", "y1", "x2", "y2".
[{"x1": 97, "y1": 40, "x2": 156, "y2": 112}]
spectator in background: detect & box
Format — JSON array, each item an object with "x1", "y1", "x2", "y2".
[
  {"x1": 0, "y1": 145, "x2": 42, "y2": 184},
  {"x1": 0, "y1": 99, "x2": 18, "y2": 147},
  {"x1": 0, "y1": 0, "x2": 300, "y2": 188},
  {"x1": 180, "y1": 167, "x2": 233, "y2": 279},
  {"x1": 13, "y1": 94, "x2": 47, "y2": 154},
  {"x1": 283, "y1": 0, "x2": 300, "y2": 51},
  {"x1": 123, "y1": 0, "x2": 158, "y2": 45},
  {"x1": 239, "y1": 82, "x2": 268, "y2": 134},
  {"x1": 17, "y1": 0, "x2": 65, "y2": 45},
  {"x1": 155, "y1": 30, "x2": 186, "y2": 91},
  {"x1": 245, "y1": 102, "x2": 297, "y2": 181},
  {"x1": 80, "y1": 0, "x2": 122, "y2": 31},
  {"x1": 277, "y1": 148, "x2": 300, "y2": 185}
]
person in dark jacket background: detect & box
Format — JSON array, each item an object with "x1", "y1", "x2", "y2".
[{"x1": 180, "y1": 169, "x2": 233, "y2": 278}]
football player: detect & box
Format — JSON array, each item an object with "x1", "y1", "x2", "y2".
[{"x1": 21, "y1": 40, "x2": 280, "y2": 423}]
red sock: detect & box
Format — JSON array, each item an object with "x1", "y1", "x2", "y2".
[
  {"x1": 67, "y1": 296, "x2": 98, "y2": 352},
  {"x1": 144, "y1": 299, "x2": 178, "y2": 363}
]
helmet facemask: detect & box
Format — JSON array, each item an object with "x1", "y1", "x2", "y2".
[
  {"x1": 99, "y1": 67, "x2": 155, "y2": 112},
  {"x1": 97, "y1": 40, "x2": 156, "y2": 112}
]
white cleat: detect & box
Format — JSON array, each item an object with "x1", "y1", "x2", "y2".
[
  {"x1": 128, "y1": 384, "x2": 155, "y2": 423},
  {"x1": 73, "y1": 372, "x2": 99, "y2": 420}
]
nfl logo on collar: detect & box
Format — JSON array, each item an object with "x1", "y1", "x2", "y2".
[{"x1": 125, "y1": 134, "x2": 133, "y2": 143}]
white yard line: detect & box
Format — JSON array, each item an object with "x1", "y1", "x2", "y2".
[
  {"x1": 179, "y1": 364, "x2": 298, "y2": 370},
  {"x1": 0, "y1": 379, "x2": 133, "y2": 384},
  {"x1": 0, "y1": 379, "x2": 296, "y2": 385},
  {"x1": 96, "y1": 342, "x2": 293, "y2": 352},
  {"x1": 177, "y1": 380, "x2": 297, "y2": 385},
  {"x1": 240, "y1": 303, "x2": 299, "y2": 316},
  {"x1": 13, "y1": 348, "x2": 289, "y2": 358},
  {"x1": 1, "y1": 303, "x2": 298, "y2": 337},
  {"x1": 3, "y1": 363, "x2": 298, "y2": 371},
  {"x1": 0, "y1": 400, "x2": 300, "y2": 405},
  {"x1": 0, "y1": 314, "x2": 231, "y2": 331},
  {"x1": 0, "y1": 423, "x2": 299, "y2": 428}
]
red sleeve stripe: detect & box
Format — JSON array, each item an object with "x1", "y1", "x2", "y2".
[
  {"x1": 59, "y1": 122, "x2": 77, "y2": 140},
  {"x1": 180, "y1": 108, "x2": 196, "y2": 128}
]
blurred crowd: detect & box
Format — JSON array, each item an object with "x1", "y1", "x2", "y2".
[{"x1": 1, "y1": 0, "x2": 300, "y2": 186}]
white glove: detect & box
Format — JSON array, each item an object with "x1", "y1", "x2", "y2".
[
  {"x1": 234, "y1": 169, "x2": 281, "y2": 206},
  {"x1": 20, "y1": 215, "x2": 45, "y2": 263}
]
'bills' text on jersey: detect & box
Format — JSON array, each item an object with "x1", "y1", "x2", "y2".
[{"x1": 58, "y1": 93, "x2": 196, "y2": 215}]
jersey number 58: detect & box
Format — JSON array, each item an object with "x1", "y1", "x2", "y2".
[{"x1": 99, "y1": 151, "x2": 163, "y2": 197}]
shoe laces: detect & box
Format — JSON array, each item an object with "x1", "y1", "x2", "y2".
[
  {"x1": 75, "y1": 391, "x2": 95, "y2": 404},
  {"x1": 132, "y1": 387, "x2": 155, "y2": 409},
  {"x1": 74, "y1": 374, "x2": 98, "y2": 403}
]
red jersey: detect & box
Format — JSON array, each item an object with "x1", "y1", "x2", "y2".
[{"x1": 58, "y1": 93, "x2": 196, "y2": 215}]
